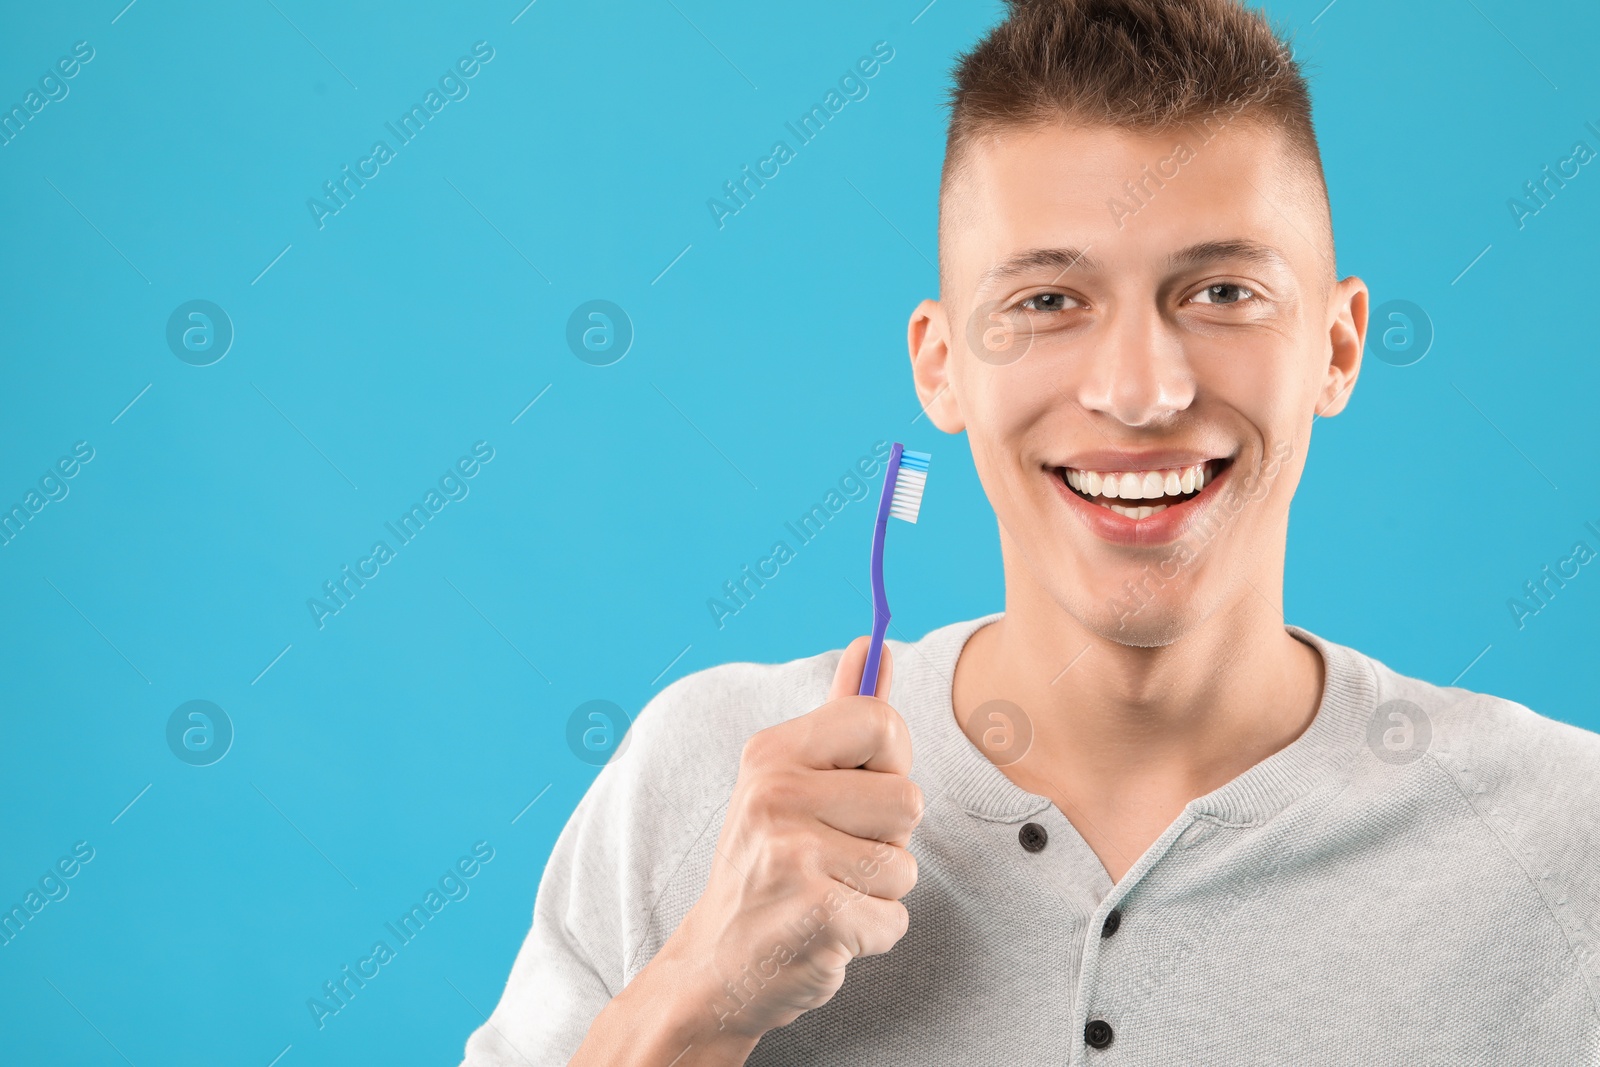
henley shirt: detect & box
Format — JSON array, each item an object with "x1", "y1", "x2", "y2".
[{"x1": 461, "y1": 613, "x2": 1600, "y2": 1065}]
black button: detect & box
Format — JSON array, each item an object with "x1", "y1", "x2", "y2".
[
  {"x1": 1101, "y1": 908, "x2": 1122, "y2": 938},
  {"x1": 1084, "y1": 1019, "x2": 1114, "y2": 1049},
  {"x1": 1018, "y1": 822, "x2": 1048, "y2": 852}
]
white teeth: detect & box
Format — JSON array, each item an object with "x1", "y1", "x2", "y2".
[
  {"x1": 1062, "y1": 461, "x2": 1219, "y2": 506},
  {"x1": 1106, "y1": 503, "x2": 1171, "y2": 519}
]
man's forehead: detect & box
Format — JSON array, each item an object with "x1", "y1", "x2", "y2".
[
  {"x1": 941, "y1": 120, "x2": 1332, "y2": 286},
  {"x1": 953, "y1": 120, "x2": 1294, "y2": 202}
]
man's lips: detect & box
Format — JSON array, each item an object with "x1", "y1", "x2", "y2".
[{"x1": 1047, "y1": 455, "x2": 1236, "y2": 546}]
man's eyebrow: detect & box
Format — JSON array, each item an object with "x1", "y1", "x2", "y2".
[
  {"x1": 977, "y1": 247, "x2": 1101, "y2": 290},
  {"x1": 976, "y1": 239, "x2": 1290, "y2": 291},
  {"x1": 1168, "y1": 239, "x2": 1291, "y2": 272}
]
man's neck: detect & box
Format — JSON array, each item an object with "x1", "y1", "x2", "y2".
[{"x1": 950, "y1": 573, "x2": 1325, "y2": 882}]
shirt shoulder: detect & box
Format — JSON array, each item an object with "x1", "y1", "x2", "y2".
[
  {"x1": 1362, "y1": 652, "x2": 1600, "y2": 817},
  {"x1": 1361, "y1": 648, "x2": 1600, "y2": 927}
]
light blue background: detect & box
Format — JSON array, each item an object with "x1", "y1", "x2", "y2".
[{"x1": 1, "y1": 0, "x2": 1596, "y2": 1063}]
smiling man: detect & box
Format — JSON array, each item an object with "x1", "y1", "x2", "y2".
[{"x1": 462, "y1": 2, "x2": 1600, "y2": 1065}]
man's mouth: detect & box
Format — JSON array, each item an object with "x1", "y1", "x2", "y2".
[{"x1": 1055, "y1": 459, "x2": 1231, "y2": 518}]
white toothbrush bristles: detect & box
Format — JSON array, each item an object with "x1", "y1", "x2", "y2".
[{"x1": 889, "y1": 450, "x2": 931, "y2": 523}]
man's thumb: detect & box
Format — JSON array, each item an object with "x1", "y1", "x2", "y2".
[{"x1": 828, "y1": 635, "x2": 894, "y2": 701}]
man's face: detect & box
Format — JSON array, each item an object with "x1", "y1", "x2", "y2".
[{"x1": 910, "y1": 121, "x2": 1367, "y2": 647}]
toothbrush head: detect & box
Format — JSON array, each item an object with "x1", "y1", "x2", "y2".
[{"x1": 889, "y1": 449, "x2": 932, "y2": 524}]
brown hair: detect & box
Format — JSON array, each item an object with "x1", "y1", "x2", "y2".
[{"x1": 942, "y1": 0, "x2": 1329, "y2": 244}]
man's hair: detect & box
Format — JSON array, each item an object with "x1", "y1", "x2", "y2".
[{"x1": 941, "y1": 0, "x2": 1330, "y2": 257}]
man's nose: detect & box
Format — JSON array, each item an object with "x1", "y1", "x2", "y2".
[{"x1": 1072, "y1": 308, "x2": 1197, "y2": 427}]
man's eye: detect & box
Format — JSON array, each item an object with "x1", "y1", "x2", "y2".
[
  {"x1": 1021, "y1": 292, "x2": 1075, "y2": 312},
  {"x1": 1190, "y1": 283, "x2": 1255, "y2": 305}
]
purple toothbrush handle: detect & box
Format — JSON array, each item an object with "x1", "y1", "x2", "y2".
[
  {"x1": 859, "y1": 607, "x2": 891, "y2": 698},
  {"x1": 859, "y1": 443, "x2": 904, "y2": 697}
]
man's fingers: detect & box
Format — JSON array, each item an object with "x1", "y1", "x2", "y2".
[
  {"x1": 827, "y1": 636, "x2": 894, "y2": 702},
  {"x1": 765, "y1": 696, "x2": 911, "y2": 774},
  {"x1": 820, "y1": 831, "x2": 919, "y2": 901},
  {"x1": 824, "y1": 892, "x2": 910, "y2": 959},
  {"x1": 807, "y1": 769, "x2": 924, "y2": 845}
]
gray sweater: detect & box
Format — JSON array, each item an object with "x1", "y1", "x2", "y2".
[{"x1": 461, "y1": 614, "x2": 1600, "y2": 1065}]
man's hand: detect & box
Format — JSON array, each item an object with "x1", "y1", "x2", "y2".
[
  {"x1": 664, "y1": 636, "x2": 923, "y2": 1040},
  {"x1": 573, "y1": 636, "x2": 923, "y2": 1065}
]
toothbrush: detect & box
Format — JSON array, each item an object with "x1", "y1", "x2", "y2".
[{"x1": 859, "y1": 442, "x2": 932, "y2": 697}]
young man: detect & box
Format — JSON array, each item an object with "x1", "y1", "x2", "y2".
[{"x1": 463, "y1": 2, "x2": 1600, "y2": 1063}]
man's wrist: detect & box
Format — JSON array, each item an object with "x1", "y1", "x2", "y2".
[
  {"x1": 577, "y1": 931, "x2": 764, "y2": 1067},
  {"x1": 610, "y1": 959, "x2": 762, "y2": 1066}
]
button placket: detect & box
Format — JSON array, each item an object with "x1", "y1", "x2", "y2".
[
  {"x1": 1073, "y1": 810, "x2": 1202, "y2": 1064},
  {"x1": 1075, "y1": 905, "x2": 1123, "y2": 1056}
]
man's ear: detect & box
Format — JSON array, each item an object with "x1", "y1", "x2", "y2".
[
  {"x1": 908, "y1": 298, "x2": 966, "y2": 433},
  {"x1": 1316, "y1": 276, "x2": 1368, "y2": 418}
]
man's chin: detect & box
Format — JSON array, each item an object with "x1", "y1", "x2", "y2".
[
  {"x1": 1081, "y1": 610, "x2": 1192, "y2": 649},
  {"x1": 1058, "y1": 580, "x2": 1215, "y2": 650}
]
